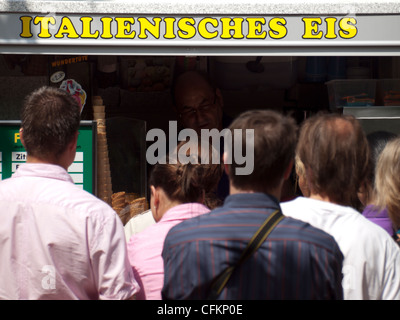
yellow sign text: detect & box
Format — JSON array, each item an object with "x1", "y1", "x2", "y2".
[
  {"x1": 14, "y1": 133, "x2": 20, "y2": 144},
  {"x1": 302, "y1": 17, "x2": 358, "y2": 39},
  {"x1": 18, "y1": 15, "x2": 358, "y2": 41},
  {"x1": 19, "y1": 15, "x2": 289, "y2": 40}
]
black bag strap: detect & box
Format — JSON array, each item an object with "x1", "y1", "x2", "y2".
[{"x1": 207, "y1": 209, "x2": 284, "y2": 300}]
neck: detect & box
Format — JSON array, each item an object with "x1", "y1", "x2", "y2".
[
  {"x1": 154, "y1": 198, "x2": 182, "y2": 222},
  {"x1": 309, "y1": 193, "x2": 346, "y2": 206},
  {"x1": 162, "y1": 199, "x2": 182, "y2": 213},
  {"x1": 229, "y1": 184, "x2": 281, "y2": 201},
  {"x1": 26, "y1": 154, "x2": 70, "y2": 171},
  {"x1": 366, "y1": 191, "x2": 377, "y2": 207},
  {"x1": 309, "y1": 193, "x2": 330, "y2": 202}
]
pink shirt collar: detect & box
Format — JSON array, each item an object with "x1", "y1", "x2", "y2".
[{"x1": 160, "y1": 202, "x2": 210, "y2": 223}]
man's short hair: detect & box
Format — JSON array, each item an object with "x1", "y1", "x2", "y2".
[
  {"x1": 226, "y1": 109, "x2": 297, "y2": 194},
  {"x1": 21, "y1": 86, "x2": 81, "y2": 160},
  {"x1": 297, "y1": 113, "x2": 369, "y2": 206}
]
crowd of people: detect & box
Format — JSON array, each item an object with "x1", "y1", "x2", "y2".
[{"x1": 1, "y1": 69, "x2": 400, "y2": 300}]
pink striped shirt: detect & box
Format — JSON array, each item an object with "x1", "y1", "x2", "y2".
[
  {"x1": 0, "y1": 163, "x2": 138, "y2": 300},
  {"x1": 127, "y1": 202, "x2": 210, "y2": 300}
]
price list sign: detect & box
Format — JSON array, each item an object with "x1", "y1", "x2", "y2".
[{"x1": 0, "y1": 121, "x2": 96, "y2": 194}]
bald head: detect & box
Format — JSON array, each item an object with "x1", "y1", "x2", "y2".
[
  {"x1": 297, "y1": 113, "x2": 369, "y2": 206},
  {"x1": 173, "y1": 71, "x2": 212, "y2": 95},
  {"x1": 172, "y1": 71, "x2": 224, "y2": 134},
  {"x1": 327, "y1": 117, "x2": 355, "y2": 139}
]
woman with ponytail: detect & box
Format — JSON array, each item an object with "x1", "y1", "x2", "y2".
[{"x1": 126, "y1": 139, "x2": 223, "y2": 299}]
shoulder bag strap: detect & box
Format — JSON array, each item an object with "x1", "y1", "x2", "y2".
[{"x1": 207, "y1": 209, "x2": 284, "y2": 300}]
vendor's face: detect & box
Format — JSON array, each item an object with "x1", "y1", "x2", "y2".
[{"x1": 174, "y1": 81, "x2": 223, "y2": 134}]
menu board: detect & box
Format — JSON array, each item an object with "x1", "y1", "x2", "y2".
[{"x1": 0, "y1": 121, "x2": 96, "y2": 194}]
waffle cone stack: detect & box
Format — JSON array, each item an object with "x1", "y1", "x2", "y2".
[
  {"x1": 93, "y1": 96, "x2": 149, "y2": 224},
  {"x1": 93, "y1": 96, "x2": 113, "y2": 205},
  {"x1": 111, "y1": 191, "x2": 149, "y2": 225}
]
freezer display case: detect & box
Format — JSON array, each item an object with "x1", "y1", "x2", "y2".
[{"x1": 343, "y1": 106, "x2": 400, "y2": 136}]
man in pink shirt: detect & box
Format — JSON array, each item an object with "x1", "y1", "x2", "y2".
[{"x1": 0, "y1": 86, "x2": 138, "y2": 299}]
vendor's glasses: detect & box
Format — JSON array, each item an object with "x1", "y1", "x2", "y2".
[{"x1": 179, "y1": 91, "x2": 217, "y2": 120}]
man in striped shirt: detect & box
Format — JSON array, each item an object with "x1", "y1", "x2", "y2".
[{"x1": 161, "y1": 110, "x2": 344, "y2": 300}]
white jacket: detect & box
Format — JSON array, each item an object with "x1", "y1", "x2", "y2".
[{"x1": 282, "y1": 196, "x2": 400, "y2": 300}]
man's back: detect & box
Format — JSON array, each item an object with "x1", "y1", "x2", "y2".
[
  {"x1": 282, "y1": 197, "x2": 400, "y2": 300},
  {"x1": 0, "y1": 163, "x2": 137, "y2": 300},
  {"x1": 162, "y1": 193, "x2": 344, "y2": 300}
]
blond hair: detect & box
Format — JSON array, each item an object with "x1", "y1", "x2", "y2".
[
  {"x1": 375, "y1": 137, "x2": 400, "y2": 229},
  {"x1": 295, "y1": 154, "x2": 310, "y2": 197},
  {"x1": 295, "y1": 154, "x2": 305, "y2": 177}
]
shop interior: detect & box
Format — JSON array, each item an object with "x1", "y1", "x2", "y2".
[
  {"x1": 2, "y1": 55, "x2": 399, "y2": 125},
  {"x1": 1, "y1": 54, "x2": 399, "y2": 221}
]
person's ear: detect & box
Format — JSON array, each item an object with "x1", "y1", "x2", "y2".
[
  {"x1": 69, "y1": 131, "x2": 79, "y2": 151},
  {"x1": 19, "y1": 128, "x2": 26, "y2": 148},
  {"x1": 150, "y1": 185, "x2": 158, "y2": 206},
  {"x1": 305, "y1": 167, "x2": 316, "y2": 194},
  {"x1": 151, "y1": 185, "x2": 164, "y2": 222},
  {"x1": 223, "y1": 152, "x2": 230, "y2": 176},
  {"x1": 283, "y1": 159, "x2": 294, "y2": 180},
  {"x1": 199, "y1": 189, "x2": 205, "y2": 204}
]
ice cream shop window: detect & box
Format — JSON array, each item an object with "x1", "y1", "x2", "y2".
[{"x1": 1, "y1": 53, "x2": 400, "y2": 222}]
